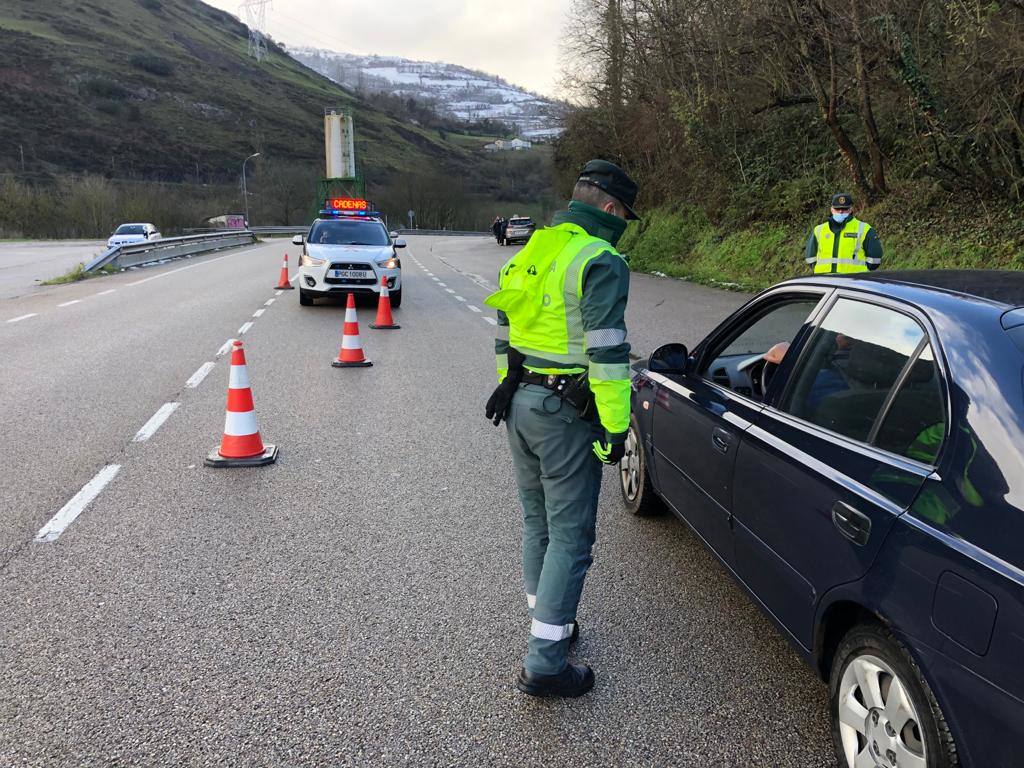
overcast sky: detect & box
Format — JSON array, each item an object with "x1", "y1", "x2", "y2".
[{"x1": 203, "y1": 0, "x2": 574, "y2": 97}]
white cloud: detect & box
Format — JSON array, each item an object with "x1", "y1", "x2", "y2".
[{"x1": 206, "y1": 0, "x2": 573, "y2": 96}]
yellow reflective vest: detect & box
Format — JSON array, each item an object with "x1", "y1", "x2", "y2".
[
  {"x1": 811, "y1": 217, "x2": 876, "y2": 274},
  {"x1": 485, "y1": 223, "x2": 632, "y2": 437}
]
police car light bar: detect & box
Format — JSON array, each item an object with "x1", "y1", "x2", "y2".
[{"x1": 327, "y1": 197, "x2": 369, "y2": 211}]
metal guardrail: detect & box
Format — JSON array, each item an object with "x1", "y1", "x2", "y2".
[
  {"x1": 395, "y1": 229, "x2": 489, "y2": 237},
  {"x1": 84, "y1": 231, "x2": 258, "y2": 273}
]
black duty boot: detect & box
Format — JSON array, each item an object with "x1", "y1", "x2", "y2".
[{"x1": 516, "y1": 663, "x2": 595, "y2": 698}]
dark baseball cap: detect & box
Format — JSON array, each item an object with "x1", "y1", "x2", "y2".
[
  {"x1": 577, "y1": 159, "x2": 640, "y2": 220},
  {"x1": 831, "y1": 192, "x2": 854, "y2": 210}
]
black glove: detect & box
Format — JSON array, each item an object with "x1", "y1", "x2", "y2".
[
  {"x1": 485, "y1": 348, "x2": 525, "y2": 426},
  {"x1": 592, "y1": 430, "x2": 627, "y2": 464}
]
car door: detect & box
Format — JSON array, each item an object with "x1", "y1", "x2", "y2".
[
  {"x1": 731, "y1": 293, "x2": 944, "y2": 649},
  {"x1": 649, "y1": 290, "x2": 828, "y2": 562}
]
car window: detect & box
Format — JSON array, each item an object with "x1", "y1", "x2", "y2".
[
  {"x1": 115, "y1": 224, "x2": 145, "y2": 235},
  {"x1": 873, "y1": 344, "x2": 945, "y2": 464},
  {"x1": 781, "y1": 298, "x2": 926, "y2": 443},
  {"x1": 700, "y1": 297, "x2": 822, "y2": 399},
  {"x1": 309, "y1": 220, "x2": 389, "y2": 246}
]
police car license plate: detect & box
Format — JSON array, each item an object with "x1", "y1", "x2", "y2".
[{"x1": 332, "y1": 269, "x2": 368, "y2": 279}]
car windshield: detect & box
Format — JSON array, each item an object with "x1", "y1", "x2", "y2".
[
  {"x1": 114, "y1": 224, "x2": 146, "y2": 235},
  {"x1": 309, "y1": 219, "x2": 389, "y2": 246}
]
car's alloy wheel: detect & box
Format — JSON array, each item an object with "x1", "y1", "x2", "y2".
[
  {"x1": 618, "y1": 416, "x2": 663, "y2": 516},
  {"x1": 831, "y1": 624, "x2": 957, "y2": 768}
]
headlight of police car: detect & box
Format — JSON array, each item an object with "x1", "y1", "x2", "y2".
[
  {"x1": 300, "y1": 253, "x2": 326, "y2": 267},
  {"x1": 375, "y1": 257, "x2": 399, "y2": 269}
]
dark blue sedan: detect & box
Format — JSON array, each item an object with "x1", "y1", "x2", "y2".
[{"x1": 623, "y1": 271, "x2": 1024, "y2": 768}]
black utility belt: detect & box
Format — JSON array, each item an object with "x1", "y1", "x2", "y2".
[{"x1": 521, "y1": 370, "x2": 597, "y2": 421}]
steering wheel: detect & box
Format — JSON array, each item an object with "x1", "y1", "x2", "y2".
[{"x1": 737, "y1": 354, "x2": 770, "y2": 400}]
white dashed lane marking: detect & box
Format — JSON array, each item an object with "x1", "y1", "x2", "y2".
[
  {"x1": 445, "y1": 289, "x2": 455, "y2": 294},
  {"x1": 185, "y1": 361, "x2": 216, "y2": 389},
  {"x1": 216, "y1": 339, "x2": 234, "y2": 357},
  {"x1": 264, "y1": 298, "x2": 275, "y2": 306},
  {"x1": 6, "y1": 313, "x2": 37, "y2": 323},
  {"x1": 468, "y1": 305, "x2": 481, "y2": 313},
  {"x1": 58, "y1": 300, "x2": 82, "y2": 308},
  {"x1": 95, "y1": 289, "x2": 116, "y2": 296},
  {"x1": 132, "y1": 402, "x2": 180, "y2": 443},
  {"x1": 253, "y1": 309, "x2": 265, "y2": 318},
  {"x1": 484, "y1": 317, "x2": 498, "y2": 326},
  {"x1": 455, "y1": 296, "x2": 466, "y2": 302},
  {"x1": 238, "y1": 321, "x2": 254, "y2": 335},
  {"x1": 34, "y1": 464, "x2": 121, "y2": 543}
]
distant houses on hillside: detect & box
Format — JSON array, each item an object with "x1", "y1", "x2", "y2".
[{"x1": 484, "y1": 138, "x2": 533, "y2": 152}]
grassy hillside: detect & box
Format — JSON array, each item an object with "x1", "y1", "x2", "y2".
[{"x1": 0, "y1": 0, "x2": 480, "y2": 183}]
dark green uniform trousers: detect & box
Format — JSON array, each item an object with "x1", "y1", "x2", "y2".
[{"x1": 506, "y1": 383, "x2": 603, "y2": 675}]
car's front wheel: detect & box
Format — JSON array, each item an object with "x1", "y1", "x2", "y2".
[
  {"x1": 830, "y1": 623, "x2": 957, "y2": 768},
  {"x1": 619, "y1": 415, "x2": 663, "y2": 516}
]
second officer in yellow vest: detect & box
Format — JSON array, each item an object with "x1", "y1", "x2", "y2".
[
  {"x1": 804, "y1": 192, "x2": 883, "y2": 274},
  {"x1": 484, "y1": 160, "x2": 638, "y2": 698}
]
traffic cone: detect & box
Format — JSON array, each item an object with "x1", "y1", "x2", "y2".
[
  {"x1": 205, "y1": 340, "x2": 278, "y2": 467},
  {"x1": 332, "y1": 293, "x2": 373, "y2": 368},
  {"x1": 275, "y1": 253, "x2": 294, "y2": 290},
  {"x1": 369, "y1": 277, "x2": 400, "y2": 330}
]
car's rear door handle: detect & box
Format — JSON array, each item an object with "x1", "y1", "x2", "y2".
[
  {"x1": 711, "y1": 426, "x2": 733, "y2": 454},
  {"x1": 832, "y1": 501, "x2": 872, "y2": 546}
]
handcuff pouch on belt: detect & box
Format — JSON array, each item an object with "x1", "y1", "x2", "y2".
[{"x1": 534, "y1": 372, "x2": 597, "y2": 422}]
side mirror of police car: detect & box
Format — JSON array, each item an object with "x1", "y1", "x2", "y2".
[
  {"x1": 649, "y1": 343, "x2": 690, "y2": 375},
  {"x1": 393, "y1": 238, "x2": 407, "y2": 249},
  {"x1": 291, "y1": 234, "x2": 304, "y2": 246}
]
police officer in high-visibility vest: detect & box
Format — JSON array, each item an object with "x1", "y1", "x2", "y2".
[
  {"x1": 483, "y1": 159, "x2": 637, "y2": 698},
  {"x1": 804, "y1": 192, "x2": 883, "y2": 274}
]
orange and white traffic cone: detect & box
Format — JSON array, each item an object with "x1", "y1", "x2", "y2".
[
  {"x1": 205, "y1": 340, "x2": 278, "y2": 467},
  {"x1": 275, "y1": 253, "x2": 294, "y2": 290},
  {"x1": 332, "y1": 293, "x2": 373, "y2": 368},
  {"x1": 369, "y1": 276, "x2": 400, "y2": 330}
]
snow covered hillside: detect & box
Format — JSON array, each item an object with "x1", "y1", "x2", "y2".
[{"x1": 289, "y1": 48, "x2": 564, "y2": 139}]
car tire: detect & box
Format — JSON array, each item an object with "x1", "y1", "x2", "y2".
[
  {"x1": 619, "y1": 414, "x2": 664, "y2": 516},
  {"x1": 299, "y1": 289, "x2": 313, "y2": 306},
  {"x1": 830, "y1": 622, "x2": 958, "y2": 768},
  {"x1": 390, "y1": 287, "x2": 402, "y2": 308}
]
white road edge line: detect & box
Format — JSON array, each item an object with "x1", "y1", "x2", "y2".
[
  {"x1": 6, "y1": 313, "x2": 37, "y2": 323},
  {"x1": 484, "y1": 317, "x2": 498, "y2": 325},
  {"x1": 252, "y1": 309, "x2": 265, "y2": 318},
  {"x1": 468, "y1": 305, "x2": 482, "y2": 312},
  {"x1": 34, "y1": 464, "x2": 121, "y2": 543},
  {"x1": 125, "y1": 251, "x2": 239, "y2": 287},
  {"x1": 57, "y1": 300, "x2": 82, "y2": 307},
  {"x1": 185, "y1": 361, "x2": 216, "y2": 389},
  {"x1": 132, "y1": 402, "x2": 180, "y2": 443},
  {"x1": 264, "y1": 298, "x2": 275, "y2": 306},
  {"x1": 238, "y1": 321, "x2": 254, "y2": 335},
  {"x1": 216, "y1": 338, "x2": 235, "y2": 357}
]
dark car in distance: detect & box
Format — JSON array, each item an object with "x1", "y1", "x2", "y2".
[{"x1": 622, "y1": 271, "x2": 1024, "y2": 768}]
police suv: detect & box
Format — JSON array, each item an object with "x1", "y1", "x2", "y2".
[{"x1": 292, "y1": 199, "x2": 405, "y2": 307}]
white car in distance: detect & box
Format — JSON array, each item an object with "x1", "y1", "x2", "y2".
[
  {"x1": 107, "y1": 222, "x2": 161, "y2": 248},
  {"x1": 293, "y1": 215, "x2": 405, "y2": 307}
]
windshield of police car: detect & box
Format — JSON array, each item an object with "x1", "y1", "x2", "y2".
[
  {"x1": 114, "y1": 224, "x2": 146, "y2": 235},
  {"x1": 309, "y1": 219, "x2": 389, "y2": 246}
]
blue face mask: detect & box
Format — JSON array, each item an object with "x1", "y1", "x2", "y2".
[{"x1": 832, "y1": 212, "x2": 850, "y2": 223}]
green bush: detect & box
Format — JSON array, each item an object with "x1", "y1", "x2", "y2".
[
  {"x1": 129, "y1": 53, "x2": 174, "y2": 77},
  {"x1": 82, "y1": 77, "x2": 127, "y2": 100}
]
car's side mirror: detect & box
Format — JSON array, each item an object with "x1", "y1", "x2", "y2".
[
  {"x1": 292, "y1": 235, "x2": 304, "y2": 245},
  {"x1": 393, "y1": 238, "x2": 407, "y2": 248},
  {"x1": 649, "y1": 343, "x2": 690, "y2": 375}
]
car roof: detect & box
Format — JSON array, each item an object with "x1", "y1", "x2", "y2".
[{"x1": 783, "y1": 270, "x2": 1024, "y2": 309}]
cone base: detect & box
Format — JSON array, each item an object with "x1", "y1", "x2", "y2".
[
  {"x1": 275, "y1": 283, "x2": 295, "y2": 290},
  {"x1": 332, "y1": 358, "x2": 373, "y2": 367},
  {"x1": 369, "y1": 323, "x2": 401, "y2": 330},
  {"x1": 205, "y1": 444, "x2": 278, "y2": 467}
]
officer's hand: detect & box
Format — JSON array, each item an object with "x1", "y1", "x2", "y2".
[
  {"x1": 592, "y1": 439, "x2": 626, "y2": 465},
  {"x1": 486, "y1": 378, "x2": 518, "y2": 426}
]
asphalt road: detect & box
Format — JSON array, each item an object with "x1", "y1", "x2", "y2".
[
  {"x1": 0, "y1": 235, "x2": 835, "y2": 766},
  {"x1": 0, "y1": 240, "x2": 107, "y2": 299}
]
